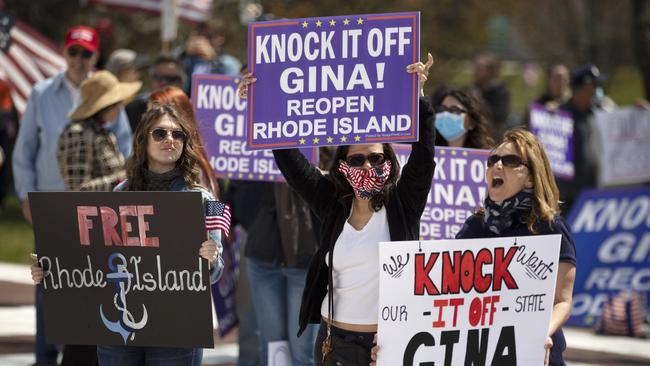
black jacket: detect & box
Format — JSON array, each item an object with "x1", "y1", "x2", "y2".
[{"x1": 273, "y1": 97, "x2": 436, "y2": 335}]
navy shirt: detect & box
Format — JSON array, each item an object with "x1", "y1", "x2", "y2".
[{"x1": 456, "y1": 214, "x2": 576, "y2": 365}]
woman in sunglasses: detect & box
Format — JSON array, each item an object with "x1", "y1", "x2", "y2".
[
  {"x1": 455, "y1": 128, "x2": 576, "y2": 366},
  {"x1": 95, "y1": 104, "x2": 224, "y2": 365},
  {"x1": 147, "y1": 86, "x2": 220, "y2": 198},
  {"x1": 240, "y1": 54, "x2": 436, "y2": 365},
  {"x1": 431, "y1": 87, "x2": 494, "y2": 149}
]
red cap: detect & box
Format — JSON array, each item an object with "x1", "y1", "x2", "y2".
[{"x1": 64, "y1": 25, "x2": 99, "y2": 52}]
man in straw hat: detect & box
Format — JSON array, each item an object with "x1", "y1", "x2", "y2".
[
  {"x1": 58, "y1": 70, "x2": 141, "y2": 192},
  {"x1": 11, "y1": 25, "x2": 133, "y2": 366}
]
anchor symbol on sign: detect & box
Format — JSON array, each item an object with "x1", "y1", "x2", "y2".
[{"x1": 99, "y1": 253, "x2": 148, "y2": 344}]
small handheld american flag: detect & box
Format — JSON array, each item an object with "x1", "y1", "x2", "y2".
[{"x1": 205, "y1": 200, "x2": 231, "y2": 237}]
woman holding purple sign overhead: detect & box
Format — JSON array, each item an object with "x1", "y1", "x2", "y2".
[{"x1": 240, "y1": 53, "x2": 435, "y2": 365}]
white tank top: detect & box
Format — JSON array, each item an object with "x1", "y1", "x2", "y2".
[{"x1": 321, "y1": 206, "x2": 390, "y2": 324}]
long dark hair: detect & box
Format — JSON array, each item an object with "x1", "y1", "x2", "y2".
[
  {"x1": 148, "y1": 86, "x2": 219, "y2": 198},
  {"x1": 329, "y1": 143, "x2": 400, "y2": 211},
  {"x1": 125, "y1": 104, "x2": 201, "y2": 190},
  {"x1": 431, "y1": 87, "x2": 494, "y2": 149}
]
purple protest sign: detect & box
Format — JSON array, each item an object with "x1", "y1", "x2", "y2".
[
  {"x1": 192, "y1": 74, "x2": 318, "y2": 182},
  {"x1": 393, "y1": 145, "x2": 488, "y2": 239},
  {"x1": 211, "y1": 231, "x2": 240, "y2": 338},
  {"x1": 247, "y1": 12, "x2": 420, "y2": 149},
  {"x1": 529, "y1": 103, "x2": 574, "y2": 179}
]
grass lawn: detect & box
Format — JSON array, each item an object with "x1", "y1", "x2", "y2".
[{"x1": 0, "y1": 195, "x2": 34, "y2": 264}]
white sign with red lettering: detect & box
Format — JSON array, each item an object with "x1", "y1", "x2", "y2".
[{"x1": 377, "y1": 235, "x2": 561, "y2": 366}]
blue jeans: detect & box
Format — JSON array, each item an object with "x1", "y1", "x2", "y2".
[
  {"x1": 96, "y1": 346, "x2": 197, "y2": 366},
  {"x1": 247, "y1": 258, "x2": 317, "y2": 366},
  {"x1": 35, "y1": 286, "x2": 59, "y2": 363}
]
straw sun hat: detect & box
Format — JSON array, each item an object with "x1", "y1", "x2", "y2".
[{"x1": 69, "y1": 70, "x2": 142, "y2": 120}]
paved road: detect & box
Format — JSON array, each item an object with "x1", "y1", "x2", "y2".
[{"x1": 1, "y1": 262, "x2": 648, "y2": 365}]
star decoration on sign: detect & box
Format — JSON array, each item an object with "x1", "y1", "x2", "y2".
[
  {"x1": 340, "y1": 136, "x2": 348, "y2": 143},
  {"x1": 327, "y1": 137, "x2": 333, "y2": 143},
  {"x1": 354, "y1": 135, "x2": 361, "y2": 142},
  {"x1": 248, "y1": 173, "x2": 253, "y2": 179},
  {"x1": 343, "y1": 19, "x2": 350, "y2": 25},
  {"x1": 329, "y1": 19, "x2": 336, "y2": 26},
  {"x1": 258, "y1": 174, "x2": 265, "y2": 180},
  {"x1": 451, "y1": 150, "x2": 457, "y2": 156},
  {"x1": 357, "y1": 18, "x2": 364, "y2": 25},
  {"x1": 227, "y1": 172, "x2": 233, "y2": 178},
  {"x1": 238, "y1": 173, "x2": 243, "y2": 178},
  {"x1": 313, "y1": 137, "x2": 320, "y2": 144},
  {"x1": 299, "y1": 138, "x2": 306, "y2": 145},
  {"x1": 268, "y1": 175, "x2": 275, "y2": 181},
  {"x1": 302, "y1": 21, "x2": 308, "y2": 28},
  {"x1": 316, "y1": 20, "x2": 322, "y2": 27}
]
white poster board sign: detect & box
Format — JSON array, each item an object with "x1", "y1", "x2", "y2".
[
  {"x1": 377, "y1": 235, "x2": 561, "y2": 365},
  {"x1": 594, "y1": 107, "x2": 650, "y2": 186}
]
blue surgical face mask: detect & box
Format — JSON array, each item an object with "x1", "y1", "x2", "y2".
[{"x1": 435, "y1": 111, "x2": 466, "y2": 141}]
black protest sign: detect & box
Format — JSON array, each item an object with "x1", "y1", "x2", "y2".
[{"x1": 29, "y1": 191, "x2": 214, "y2": 348}]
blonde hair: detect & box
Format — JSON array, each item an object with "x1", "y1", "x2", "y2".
[{"x1": 501, "y1": 128, "x2": 561, "y2": 232}]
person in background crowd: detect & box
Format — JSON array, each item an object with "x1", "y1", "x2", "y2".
[
  {"x1": 430, "y1": 87, "x2": 494, "y2": 149},
  {"x1": 57, "y1": 71, "x2": 141, "y2": 192},
  {"x1": 125, "y1": 54, "x2": 186, "y2": 132},
  {"x1": 240, "y1": 53, "x2": 435, "y2": 365},
  {"x1": 178, "y1": 17, "x2": 241, "y2": 95},
  {"x1": 455, "y1": 129, "x2": 576, "y2": 366},
  {"x1": 0, "y1": 80, "x2": 18, "y2": 210},
  {"x1": 12, "y1": 25, "x2": 132, "y2": 366},
  {"x1": 536, "y1": 64, "x2": 571, "y2": 108},
  {"x1": 147, "y1": 86, "x2": 219, "y2": 197},
  {"x1": 39, "y1": 70, "x2": 140, "y2": 366},
  {"x1": 556, "y1": 64, "x2": 606, "y2": 213},
  {"x1": 468, "y1": 53, "x2": 511, "y2": 140},
  {"x1": 104, "y1": 48, "x2": 147, "y2": 83}
]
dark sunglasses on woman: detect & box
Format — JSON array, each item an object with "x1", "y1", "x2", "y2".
[
  {"x1": 150, "y1": 128, "x2": 187, "y2": 142},
  {"x1": 67, "y1": 47, "x2": 94, "y2": 59},
  {"x1": 345, "y1": 153, "x2": 386, "y2": 167},
  {"x1": 487, "y1": 154, "x2": 528, "y2": 168}
]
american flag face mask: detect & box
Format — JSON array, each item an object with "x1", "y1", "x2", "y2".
[{"x1": 338, "y1": 160, "x2": 392, "y2": 200}]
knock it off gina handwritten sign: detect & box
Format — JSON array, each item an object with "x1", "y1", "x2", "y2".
[
  {"x1": 377, "y1": 235, "x2": 561, "y2": 365},
  {"x1": 247, "y1": 12, "x2": 420, "y2": 149}
]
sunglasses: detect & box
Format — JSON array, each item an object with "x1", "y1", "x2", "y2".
[
  {"x1": 435, "y1": 105, "x2": 467, "y2": 115},
  {"x1": 487, "y1": 154, "x2": 528, "y2": 168},
  {"x1": 345, "y1": 153, "x2": 386, "y2": 167},
  {"x1": 152, "y1": 74, "x2": 183, "y2": 84},
  {"x1": 67, "y1": 47, "x2": 94, "y2": 59},
  {"x1": 150, "y1": 128, "x2": 187, "y2": 142}
]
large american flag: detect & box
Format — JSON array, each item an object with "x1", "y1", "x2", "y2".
[
  {"x1": 205, "y1": 200, "x2": 231, "y2": 237},
  {"x1": 85, "y1": 0, "x2": 214, "y2": 23},
  {"x1": 0, "y1": 12, "x2": 66, "y2": 115}
]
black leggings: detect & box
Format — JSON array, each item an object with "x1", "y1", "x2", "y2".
[{"x1": 313, "y1": 320, "x2": 375, "y2": 366}]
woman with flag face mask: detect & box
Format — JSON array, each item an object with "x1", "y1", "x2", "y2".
[
  {"x1": 241, "y1": 53, "x2": 436, "y2": 365},
  {"x1": 431, "y1": 88, "x2": 494, "y2": 149}
]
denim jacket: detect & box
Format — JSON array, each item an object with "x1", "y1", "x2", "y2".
[{"x1": 114, "y1": 178, "x2": 224, "y2": 284}]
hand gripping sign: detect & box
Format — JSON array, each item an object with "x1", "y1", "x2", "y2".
[{"x1": 247, "y1": 12, "x2": 420, "y2": 149}]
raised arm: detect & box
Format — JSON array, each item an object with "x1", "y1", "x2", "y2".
[{"x1": 396, "y1": 54, "x2": 437, "y2": 220}]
